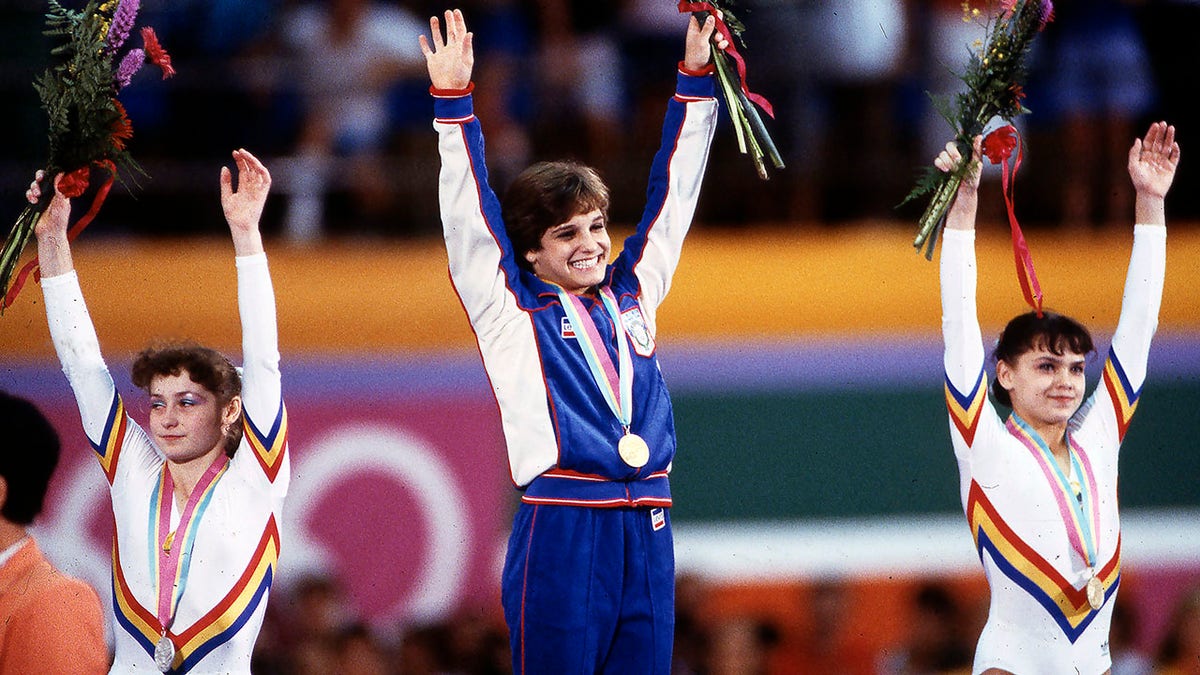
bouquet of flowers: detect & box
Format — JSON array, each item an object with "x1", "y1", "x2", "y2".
[
  {"x1": 0, "y1": 0, "x2": 174, "y2": 312},
  {"x1": 678, "y1": 0, "x2": 783, "y2": 180},
  {"x1": 901, "y1": 0, "x2": 1053, "y2": 259}
]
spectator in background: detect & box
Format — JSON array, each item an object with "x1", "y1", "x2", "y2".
[
  {"x1": 1040, "y1": 0, "x2": 1155, "y2": 228},
  {"x1": 1134, "y1": 0, "x2": 1200, "y2": 222},
  {"x1": 1156, "y1": 584, "x2": 1200, "y2": 675},
  {"x1": 281, "y1": 0, "x2": 428, "y2": 239},
  {"x1": 530, "y1": 0, "x2": 626, "y2": 170},
  {"x1": 877, "y1": 583, "x2": 974, "y2": 675},
  {"x1": 0, "y1": 391, "x2": 108, "y2": 674}
]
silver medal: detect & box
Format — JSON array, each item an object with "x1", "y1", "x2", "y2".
[{"x1": 154, "y1": 635, "x2": 176, "y2": 672}]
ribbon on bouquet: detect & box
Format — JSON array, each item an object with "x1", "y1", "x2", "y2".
[
  {"x1": 982, "y1": 125, "x2": 1043, "y2": 317},
  {"x1": 676, "y1": 0, "x2": 774, "y2": 118},
  {"x1": 2, "y1": 161, "x2": 115, "y2": 310}
]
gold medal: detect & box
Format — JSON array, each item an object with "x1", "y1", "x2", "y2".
[
  {"x1": 618, "y1": 433, "x2": 650, "y2": 468},
  {"x1": 1086, "y1": 574, "x2": 1104, "y2": 610},
  {"x1": 154, "y1": 634, "x2": 176, "y2": 672}
]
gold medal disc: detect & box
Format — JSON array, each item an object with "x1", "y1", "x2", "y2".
[
  {"x1": 618, "y1": 433, "x2": 650, "y2": 468},
  {"x1": 1086, "y1": 575, "x2": 1104, "y2": 610}
]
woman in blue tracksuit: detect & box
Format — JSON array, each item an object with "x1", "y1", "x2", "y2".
[{"x1": 420, "y1": 8, "x2": 725, "y2": 673}]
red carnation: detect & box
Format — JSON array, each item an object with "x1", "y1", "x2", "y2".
[
  {"x1": 111, "y1": 99, "x2": 134, "y2": 151},
  {"x1": 141, "y1": 27, "x2": 175, "y2": 79},
  {"x1": 59, "y1": 166, "x2": 91, "y2": 198}
]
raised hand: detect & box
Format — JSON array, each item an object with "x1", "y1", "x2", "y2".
[
  {"x1": 1128, "y1": 121, "x2": 1180, "y2": 201},
  {"x1": 419, "y1": 9, "x2": 473, "y2": 91},
  {"x1": 220, "y1": 149, "x2": 270, "y2": 255},
  {"x1": 28, "y1": 171, "x2": 72, "y2": 242},
  {"x1": 683, "y1": 12, "x2": 728, "y2": 72},
  {"x1": 936, "y1": 135, "x2": 983, "y2": 231}
]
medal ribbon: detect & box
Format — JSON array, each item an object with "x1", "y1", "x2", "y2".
[
  {"x1": 152, "y1": 454, "x2": 230, "y2": 634},
  {"x1": 676, "y1": 0, "x2": 775, "y2": 118},
  {"x1": 1006, "y1": 414, "x2": 1099, "y2": 569},
  {"x1": 556, "y1": 286, "x2": 633, "y2": 430},
  {"x1": 982, "y1": 125, "x2": 1043, "y2": 316}
]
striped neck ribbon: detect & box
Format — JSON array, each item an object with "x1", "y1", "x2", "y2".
[
  {"x1": 1006, "y1": 413, "x2": 1100, "y2": 569},
  {"x1": 152, "y1": 453, "x2": 230, "y2": 634},
  {"x1": 556, "y1": 285, "x2": 633, "y2": 431}
]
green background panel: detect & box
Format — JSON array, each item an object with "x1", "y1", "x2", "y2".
[{"x1": 669, "y1": 383, "x2": 1200, "y2": 521}]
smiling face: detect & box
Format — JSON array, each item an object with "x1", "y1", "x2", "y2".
[
  {"x1": 524, "y1": 208, "x2": 611, "y2": 294},
  {"x1": 996, "y1": 346, "x2": 1087, "y2": 430},
  {"x1": 148, "y1": 370, "x2": 241, "y2": 467}
]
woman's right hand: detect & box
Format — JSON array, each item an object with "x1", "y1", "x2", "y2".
[
  {"x1": 28, "y1": 171, "x2": 71, "y2": 242},
  {"x1": 934, "y1": 135, "x2": 984, "y2": 194},
  {"x1": 936, "y1": 135, "x2": 983, "y2": 231}
]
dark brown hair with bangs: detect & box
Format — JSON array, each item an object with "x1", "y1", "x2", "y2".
[
  {"x1": 991, "y1": 310, "x2": 1095, "y2": 407},
  {"x1": 501, "y1": 161, "x2": 610, "y2": 271}
]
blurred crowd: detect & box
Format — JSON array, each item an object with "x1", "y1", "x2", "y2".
[
  {"x1": 2, "y1": 0, "x2": 1198, "y2": 240},
  {"x1": 247, "y1": 571, "x2": 1200, "y2": 675}
]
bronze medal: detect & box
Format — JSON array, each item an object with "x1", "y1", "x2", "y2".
[{"x1": 618, "y1": 433, "x2": 650, "y2": 468}]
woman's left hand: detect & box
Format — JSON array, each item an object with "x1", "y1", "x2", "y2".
[{"x1": 221, "y1": 149, "x2": 271, "y2": 235}]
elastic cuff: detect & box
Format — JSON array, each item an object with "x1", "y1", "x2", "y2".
[
  {"x1": 429, "y1": 82, "x2": 475, "y2": 98},
  {"x1": 678, "y1": 61, "x2": 714, "y2": 77},
  {"x1": 675, "y1": 67, "x2": 717, "y2": 99}
]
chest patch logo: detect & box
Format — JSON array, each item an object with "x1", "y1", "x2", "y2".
[{"x1": 560, "y1": 317, "x2": 576, "y2": 339}]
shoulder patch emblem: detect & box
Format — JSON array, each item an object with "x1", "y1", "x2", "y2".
[{"x1": 621, "y1": 306, "x2": 655, "y2": 357}]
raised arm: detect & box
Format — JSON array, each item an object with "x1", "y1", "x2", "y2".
[
  {"x1": 1105, "y1": 123, "x2": 1177, "y2": 399},
  {"x1": 30, "y1": 174, "x2": 128, "y2": 466},
  {"x1": 221, "y1": 149, "x2": 284, "y2": 467},
  {"x1": 616, "y1": 14, "x2": 724, "y2": 317},
  {"x1": 938, "y1": 137, "x2": 990, "y2": 447},
  {"x1": 29, "y1": 172, "x2": 75, "y2": 279}
]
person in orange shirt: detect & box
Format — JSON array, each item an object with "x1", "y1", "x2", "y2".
[{"x1": 0, "y1": 390, "x2": 108, "y2": 674}]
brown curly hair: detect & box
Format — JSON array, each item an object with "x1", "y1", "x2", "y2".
[{"x1": 131, "y1": 341, "x2": 243, "y2": 456}]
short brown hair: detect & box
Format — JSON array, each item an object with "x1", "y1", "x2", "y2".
[
  {"x1": 131, "y1": 341, "x2": 243, "y2": 456},
  {"x1": 501, "y1": 161, "x2": 610, "y2": 271}
]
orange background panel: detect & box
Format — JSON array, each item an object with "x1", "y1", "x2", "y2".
[{"x1": 2, "y1": 223, "x2": 1197, "y2": 358}]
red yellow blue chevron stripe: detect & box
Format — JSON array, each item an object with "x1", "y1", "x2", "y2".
[
  {"x1": 88, "y1": 392, "x2": 127, "y2": 485},
  {"x1": 966, "y1": 481, "x2": 1120, "y2": 642},
  {"x1": 112, "y1": 517, "x2": 280, "y2": 673},
  {"x1": 945, "y1": 368, "x2": 987, "y2": 447},
  {"x1": 244, "y1": 402, "x2": 288, "y2": 483},
  {"x1": 1101, "y1": 347, "x2": 1141, "y2": 442}
]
